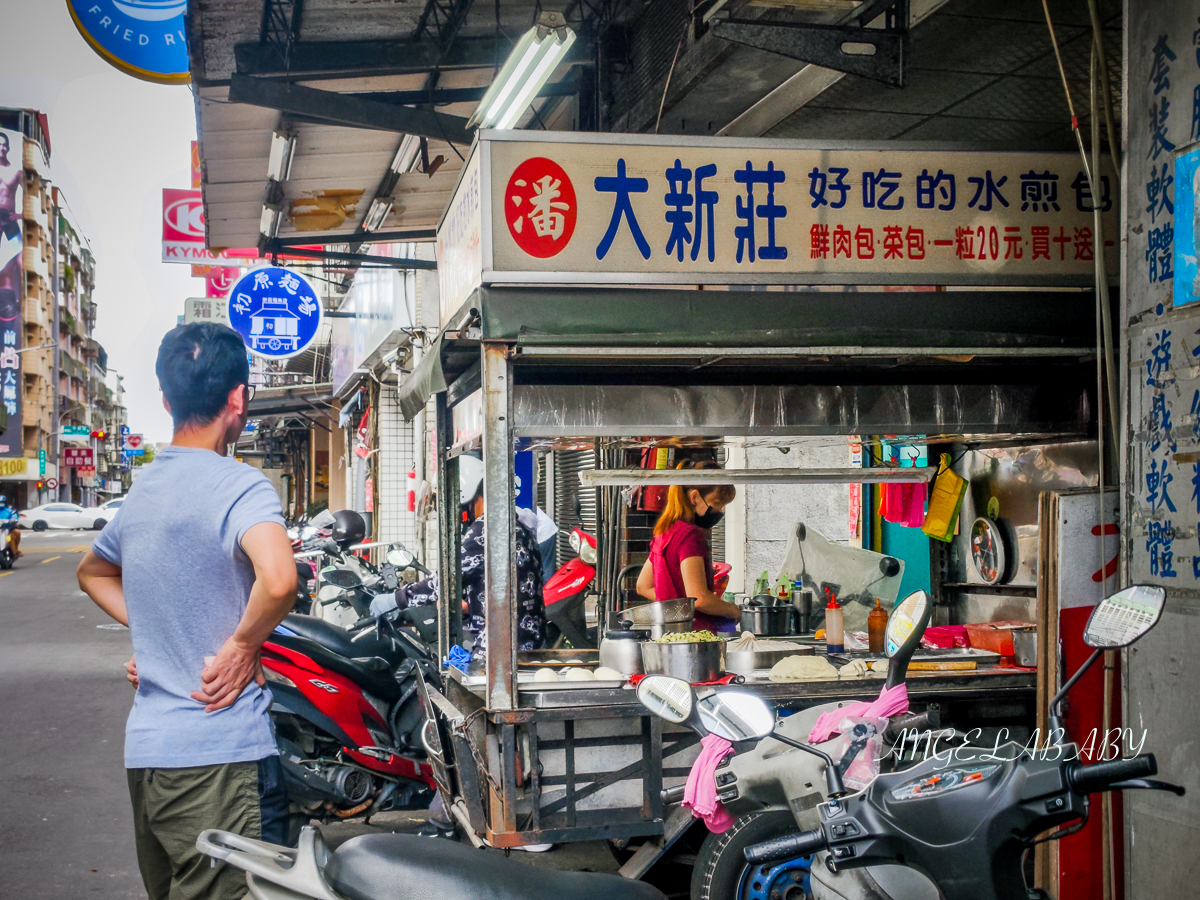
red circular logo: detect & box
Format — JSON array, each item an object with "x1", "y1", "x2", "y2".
[{"x1": 504, "y1": 157, "x2": 577, "y2": 258}]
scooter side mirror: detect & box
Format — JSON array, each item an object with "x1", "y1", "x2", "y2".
[
  {"x1": 696, "y1": 690, "x2": 776, "y2": 742},
  {"x1": 637, "y1": 676, "x2": 697, "y2": 726},
  {"x1": 1084, "y1": 585, "x2": 1166, "y2": 648},
  {"x1": 884, "y1": 590, "x2": 933, "y2": 690},
  {"x1": 386, "y1": 545, "x2": 414, "y2": 567}
]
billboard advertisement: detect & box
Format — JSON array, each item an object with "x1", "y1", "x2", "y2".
[
  {"x1": 161, "y1": 188, "x2": 262, "y2": 266},
  {"x1": 0, "y1": 127, "x2": 23, "y2": 457}
]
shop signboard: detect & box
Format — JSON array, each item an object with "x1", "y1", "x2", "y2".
[
  {"x1": 184, "y1": 297, "x2": 229, "y2": 326},
  {"x1": 0, "y1": 127, "x2": 23, "y2": 458},
  {"x1": 161, "y1": 189, "x2": 262, "y2": 266},
  {"x1": 65, "y1": 0, "x2": 190, "y2": 85},
  {"x1": 123, "y1": 434, "x2": 145, "y2": 455},
  {"x1": 63, "y1": 447, "x2": 94, "y2": 469},
  {"x1": 437, "y1": 133, "x2": 1119, "y2": 295},
  {"x1": 437, "y1": 150, "x2": 482, "y2": 323},
  {"x1": 227, "y1": 267, "x2": 324, "y2": 359}
]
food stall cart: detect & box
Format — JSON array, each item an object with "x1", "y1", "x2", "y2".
[{"x1": 400, "y1": 131, "x2": 1116, "y2": 861}]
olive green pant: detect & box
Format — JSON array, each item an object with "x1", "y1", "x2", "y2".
[{"x1": 127, "y1": 762, "x2": 266, "y2": 900}]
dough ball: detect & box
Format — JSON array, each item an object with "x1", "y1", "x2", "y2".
[
  {"x1": 564, "y1": 667, "x2": 595, "y2": 681},
  {"x1": 533, "y1": 668, "x2": 560, "y2": 683},
  {"x1": 768, "y1": 655, "x2": 838, "y2": 683},
  {"x1": 592, "y1": 667, "x2": 624, "y2": 681},
  {"x1": 838, "y1": 659, "x2": 882, "y2": 678}
]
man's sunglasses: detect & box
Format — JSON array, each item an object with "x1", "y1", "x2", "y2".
[{"x1": 244, "y1": 384, "x2": 256, "y2": 403}]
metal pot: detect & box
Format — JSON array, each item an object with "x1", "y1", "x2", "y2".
[
  {"x1": 740, "y1": 606, "x2": 794, "y2": 636},
  {"x1": 599, "y1": 626, "x2": 645, "y2": 677},
  {"x1": 640, "y1": 640, "x2": 725, "y2": 683},
  {"x1": 1012, "y1": 630, "x2": 1038, "y2": 668}
]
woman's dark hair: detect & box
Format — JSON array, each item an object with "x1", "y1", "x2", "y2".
[{"x1": 155, "y1": 323, "x2": 250, "y2": 428}]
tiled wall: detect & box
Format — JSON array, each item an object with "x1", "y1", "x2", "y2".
[{"x1": 377, "y1": 385, "x2": 418, "y2": 549}]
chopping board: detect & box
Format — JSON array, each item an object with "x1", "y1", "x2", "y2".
[{"x1": 907, "y1": 660, "x2": 977, "y2": 671}]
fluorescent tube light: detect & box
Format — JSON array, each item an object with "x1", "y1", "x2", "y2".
[
  {"x1": 267, "y1": 131, "x2": 297, "y2": 182},
  {"x1": 390, "y1": 134, "x2": 422, "y2": 175},
  {"x1": 496, "y1": 30, "x2": 575, "y2": 129},
  {"x1": 467, "y1": 13, "x2": 576, "y2": 130},
  {"x1": 364, "y1": 198, "x2": 393, "y2": 232},
  {"x1": 259, "y1": 205, "x2": 281, "y2": 238}
]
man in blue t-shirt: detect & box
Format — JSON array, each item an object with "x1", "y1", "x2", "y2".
[{"x1": 77, "y1": 323, "x2": 297, "y2": 900}]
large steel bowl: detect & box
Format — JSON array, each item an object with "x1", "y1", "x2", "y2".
[{"x1": 640, "y1": 639, "x2": 725, "y2": 683}]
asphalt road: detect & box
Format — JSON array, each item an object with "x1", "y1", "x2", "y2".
[
  {"x1": 0, "y1": 529, "x2": 144, "y2": 898},
  {"x1": 0, "y1": 530, "x2": 623, "y2": 899}
]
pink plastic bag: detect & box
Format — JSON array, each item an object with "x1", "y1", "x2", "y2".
[
  {"x1": 683, "y1": 733, "x2": 736, "y2": 832},
  {"x1": 807, "y1": 683, "x2": 910, "y2": 744}
]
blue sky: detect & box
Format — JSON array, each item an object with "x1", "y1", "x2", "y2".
[{"x1": 0, "y1": 2, "x2": 202, "y2": 441}]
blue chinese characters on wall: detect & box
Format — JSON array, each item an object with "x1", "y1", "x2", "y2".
[{"x1": 227, "y1": 267, "x2": 324, "y2": 359}]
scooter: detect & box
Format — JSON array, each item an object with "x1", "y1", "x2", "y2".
[
  {"x1": 663, "y1": 590, "x2": 945, "y2": 900},
  {"x1": 640, "y1": 584, "x2": 1185, "y2": 900},
  {"x1": 543, "y1": 528, "x2": 597, "y2": 648},
  {"x1": 1, "y1": 522, "x2": 16, "y2": 570},
  {"x1": 262, "y1": 595, "x2": 440, "y2": 826}
]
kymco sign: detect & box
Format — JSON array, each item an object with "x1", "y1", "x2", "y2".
[{"x1": 161, "y1": 189, "x2": 261, "y2": 266}]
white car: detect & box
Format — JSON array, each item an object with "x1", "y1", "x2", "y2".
[
  {"x1": 19, "y1": 502, "x2": 109, "y2": 531},
  {"x1": 95, "y1": 497, "x2": 124, "y2": 524}
]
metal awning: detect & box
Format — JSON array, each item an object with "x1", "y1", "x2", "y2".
[
  {"x1": 394, "y1": 285, "x2": 1101, "y2": 426},
  {"x1": 247, "y1": 383, "x2": 335, "y2": 416},
  {"x1": 187, "y1": 0, "x2": 574, "y2": 252}
]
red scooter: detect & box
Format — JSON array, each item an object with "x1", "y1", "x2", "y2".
[
  {"x1": 262, "y1": 607, "x2": 438, "y2": 823},
  {"x1": 542, "y1": 528, "x2": 597, "y2": 648}
]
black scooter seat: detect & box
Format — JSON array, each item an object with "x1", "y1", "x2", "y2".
[
  {"x1": 282, "y1": 614, "x2": 405, "y2": 666},
  {"x1": 325, "y1": 834, "x2": 667, "y2": 900}
]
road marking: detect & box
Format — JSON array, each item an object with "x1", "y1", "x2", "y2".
[
  {"x1": 0, "y1": 571, "x2": 11, "y2": 578},
  {"x1": 41, "y1": 556, "x2": 61, "y2": 564},
  {"x1": 64, "y1": 546, "x2": 90, "y2": 553}
]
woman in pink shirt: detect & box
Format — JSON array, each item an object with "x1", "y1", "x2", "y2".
[{"x1": 636, "y1": 462, "x2": 742, "y2": 633}]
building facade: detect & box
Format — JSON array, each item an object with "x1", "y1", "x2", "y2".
[{"x1": 0, "y1": 108, "x2": 124, "y2": 509}]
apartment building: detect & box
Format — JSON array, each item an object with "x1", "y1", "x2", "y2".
[{"x1": 0, "y1": 108, "x2": 124, "y2": 509}]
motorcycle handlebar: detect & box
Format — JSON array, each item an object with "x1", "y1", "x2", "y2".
[
  {"x1": 744, "y1": 829, "x2": 826, "y2": 864},
  {"x1": 1070, "y1": 754, "x2": 1157, "y2": 795}
]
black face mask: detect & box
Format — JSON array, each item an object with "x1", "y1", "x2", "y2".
[{"x1": 693, "y1": 500, "x2": 724, "y2": 530}]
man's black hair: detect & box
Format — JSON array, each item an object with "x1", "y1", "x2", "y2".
[{"x1": 155, "y1": 323, "x2": 250, "y2": 428}]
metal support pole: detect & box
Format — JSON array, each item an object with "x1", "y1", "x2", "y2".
[
  {"x1": 434, "y1": 393, "x2": 461, "y2": 662},
  {"x1": 50, "y1": 206, "x2": 60, "y2": 501},
  {"x1": 481, "y1": 344, "x2": 515, "y2": 711}
]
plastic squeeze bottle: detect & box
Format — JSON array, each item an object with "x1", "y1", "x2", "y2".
[
  {"x1": 868, "y1": 598, "x2": 888, "y2": 654},
  {"x1": 825, "y1": 596, "x2": 844, "y2": 654}
]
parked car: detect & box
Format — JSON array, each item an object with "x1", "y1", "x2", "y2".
[
  {"x1": 19, "y1": 503, "x2": 109, "y2": 531},
  {"x1": 95, "y1": 497, "x2": 124, "y2": 525}
]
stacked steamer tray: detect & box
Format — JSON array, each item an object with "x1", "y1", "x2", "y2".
[
  {"x1": 620, "y1": 598, "x2": 695, "y2": 641},
  {"x1": 725, "y1": 635, "x2": 814, "y2": 677}
]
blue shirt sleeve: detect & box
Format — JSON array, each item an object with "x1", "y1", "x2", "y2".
[
  {"x1": 227, "y1": 469, "x2": 287, "y2": 548},
  {"x1": 92, "y1": 512, "x2": 122, "y2": 566}
]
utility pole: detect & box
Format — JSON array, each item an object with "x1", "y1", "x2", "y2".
[{"x1": 50, "y1": 192, "x2": 60, "y2": 501}]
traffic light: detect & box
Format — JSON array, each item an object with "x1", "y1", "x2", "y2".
[
  {"x1": 35, "y1": 480, "x2": 44, "y2": 491},
  {"x1": 91, "y1": 429, "x2": 107, "y2": 440}
]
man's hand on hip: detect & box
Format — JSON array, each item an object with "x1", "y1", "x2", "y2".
[{"x1": 191, "y1": 637, "x2": 266, "y2": 713}]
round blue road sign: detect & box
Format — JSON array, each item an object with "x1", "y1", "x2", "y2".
[
  {"x1": 66, "y1": 0, "x2": 190, "y2": 85},
  {"x1": 227, "y1": 267, "x2": 324, "y2": 360}
]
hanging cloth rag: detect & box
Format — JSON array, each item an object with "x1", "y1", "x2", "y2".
[
  {"x1": 880, "y1": 482, "x2": 928, "y2": 528},
  {"x1": 807, "y1": 683, "x2": 910, "y2": 744},
  {"x1": 683, "y1": 733, "x2": 736, "y2": 832}
]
